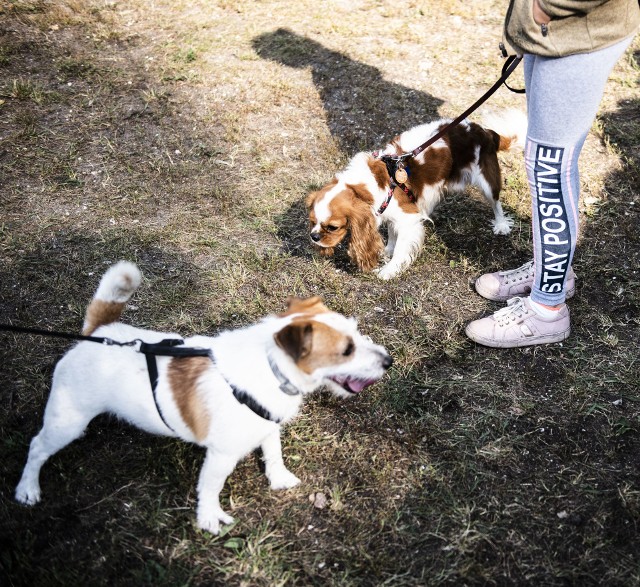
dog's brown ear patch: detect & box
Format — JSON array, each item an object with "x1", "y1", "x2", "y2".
[
  {"x1": 346, "y1": 183, "x2": 374, "y2": 205},
  {"x1": 276, "y1": 320, "x2": 354, "y2": 374},
  {"x1": 274, "y1": 321, "x2": 314, "y2": 362},
  {"x1": 168, "y1": 356, "x2": 211, "y2": 442},
  {"x1": 281, "y1": 296, "x2": 330, "y2": 316}
]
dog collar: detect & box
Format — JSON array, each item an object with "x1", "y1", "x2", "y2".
[
  {"x1": 372, "y1": 152, "x2": 416, "y2": 216},
  {"x1": 268, "y1": 354, "x2": 302, "y2": 396}
]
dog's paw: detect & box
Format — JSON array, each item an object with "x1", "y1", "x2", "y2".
[
  {"x1": 492, "y1": 216, "x2": 514, "y2": 235},
  {"x1": 268, "y1": 467, "x2": 301, "y2": 490},
  {"x1": 15, "y1": 482, "x2": 41, "y2": 505},
  {"x1": 197, "y1": 508, "x2": 234, "y2": 535},
  {"x1": 374, "y1": 265, "x2": 400, "y2": 280}
]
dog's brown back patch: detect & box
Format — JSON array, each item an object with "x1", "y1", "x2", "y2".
[
  {"x1": 407, "y1": 144, "x2": 452, "y2": 192},
  {"x1": 168, "y1": 356, "x2": 211, "y2": 442},
  {"x1": 367, "y1": 157, "x2": 390, "y2": 191},
  {"x1": 82, "y1": 300, "x2": 126, "y2": 335}
]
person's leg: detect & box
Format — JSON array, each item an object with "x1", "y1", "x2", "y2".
[
  {"x1": 467, "y1": 35, "x2": 633, "y2": 347},
  {"x1": 525, "y1": 39, "x2": 631, "y2": 307}
]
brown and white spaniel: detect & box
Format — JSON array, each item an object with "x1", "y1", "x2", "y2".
[{"x1": 307, "y1": 112, "x2": 524, "y2": 279}]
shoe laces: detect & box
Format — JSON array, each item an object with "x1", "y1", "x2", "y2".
[
  {"x1": 494, "y1": 297, "x2": 530, "y2": 326},
  {"x1": 498, "y1": 260, "x2": 534, "y2": 285}
]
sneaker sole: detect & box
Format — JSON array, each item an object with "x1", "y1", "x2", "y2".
[
  {"x1": 465, "y1": 325, "x2": 571, "y2": 348},
  {"x1": 474, "y1": 280, "x2": 575, "y2": 302}
]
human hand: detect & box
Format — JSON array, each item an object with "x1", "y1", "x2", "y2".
[{"x1": 532, "y1": 0, "x2": 551, "y2": 25}]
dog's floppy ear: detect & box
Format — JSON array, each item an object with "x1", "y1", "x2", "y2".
[
  {"x1": 306, "y1": 190, "x2": 320, "y2": 210},
  {"x1": 346, "y1": 184, "x2": 384, "y2": 272},
  {"x1": 274, "y1": 322, "x2": 314, "y2": 362},
  {"x1": 282, "y1": 296, "x2": 330, "y2": 316}
]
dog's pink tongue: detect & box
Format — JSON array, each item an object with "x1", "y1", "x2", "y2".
[{"x1": 348, "y1": 379, "x2": 373, "y2": 393}]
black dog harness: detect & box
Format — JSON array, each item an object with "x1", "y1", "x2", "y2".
[
  {"x1": 371, "y1": 151, "x2": 416, "y2": 216},
  {"x1": 138, "y1": 338, "x2": 211, "y2": 432},
  {"x1": 141, "y1": 342, "x2": 301, "y2": 429},
  {"x1": 0, "y1": 323, "x2": 296, "y2": 428}
]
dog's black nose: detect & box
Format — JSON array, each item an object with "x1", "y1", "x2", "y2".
[
  {"x1": 382, "y1": 354, "x2": 393, "y2": 370},
  {"x1": 310, "y1": 232, "x2": 322, "y2": 242}
]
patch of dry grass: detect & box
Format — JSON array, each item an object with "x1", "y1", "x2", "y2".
[{"x1": 1, "y1": 1, "x2": 639, "y2": 585}]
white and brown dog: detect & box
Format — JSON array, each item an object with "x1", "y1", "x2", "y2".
[
  {"x1": 307, "y1": 112, "x2": 525, "y2": 279},
  {"x1": 15, "y1": 262, "x2": 392, "y2": 534}
]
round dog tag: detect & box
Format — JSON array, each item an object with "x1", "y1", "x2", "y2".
[{"x1": 395, "y1": 166, "x2": 408, "y2": 184}]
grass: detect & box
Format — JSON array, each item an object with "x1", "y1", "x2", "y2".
[{"x1": 1, "y1": 1, "x2": 639, "y2": 585}]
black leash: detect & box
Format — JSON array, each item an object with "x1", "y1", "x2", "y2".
[
  {"x1": 407, "y1": 55, "x2": 524, "y2": 160},
  {"x1": 0, "y1": 322, "x2": 285, "y2": 426},
  {"x1": 0, "y1": 323, "x2": 138, "y2": 347},
  {"x1": 374, "y1": 55, "x2": 524, "y2": 215}
]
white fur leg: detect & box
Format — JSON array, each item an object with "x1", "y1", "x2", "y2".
[
  {"x1": 16, "y1": 407, "x2": 91, "y2": 506},
  {"x1": 196, "y1": 450, "x2": 237, "y2": 534},
  {"x1": 16, "y1": 438, "x2": 45, "y2": 505},
  {"x1": 384, "y1": 223, "x2": 398, "y2": 260},
  {"x1": 374, "y1": 264, "x2": 402, "y2": 280},
  {"x1": 268, "y1": 466, "x2": 301, "y2": 490},
  {"x1": 15, "y1": 475, "x2": 41, "y2": 505},
  {"x1": 261, "y1": 430, "x2": 300, "y2": 490},
  {"x1": 491, "y1": 201, "x2": 514, "y2": 235},
  {"x1": 474, "y1": 172, "x2": 513, "y2": 236},
  {"x1": 492, "y1": 215, "x2": 514, "y2": 235},
  {"x1": 375, "y1": 219, "x2": 424, "y2": 279},
  {"x1": 197, "y1": 503, "x2": 235, "y2": 535}
]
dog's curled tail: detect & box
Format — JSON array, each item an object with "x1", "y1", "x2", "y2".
[
  {"x1": 82, "y1": 261, "x2": 142, "y2": 335},
  {"x1": 482, "y1": 108, "x2": 527, "y2": 152}
]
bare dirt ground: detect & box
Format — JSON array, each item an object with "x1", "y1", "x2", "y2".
[{"x1": 1, "y1": 1, "x2": 639, "y2": 585}]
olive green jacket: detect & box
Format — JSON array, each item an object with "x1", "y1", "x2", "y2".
[{"x1": 502, "y1": 0, "x2": 640, "y2": 57}]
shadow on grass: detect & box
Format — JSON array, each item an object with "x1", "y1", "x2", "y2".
[
  {"x1": 578, "y1": 95, "x2": 640, "y2": 318},
  {"x1": 361, "y1": 90, "x2": 640, "y2": 586},
  {"x1": 252, "y1": 28, "x2": 444, "y2": 154}
]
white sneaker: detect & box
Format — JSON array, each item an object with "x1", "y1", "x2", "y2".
[
  {"x1": 474, "y1": 260, "x2": 576, "y2": 302},
  {"x1": 465, "y1": 297, "x2": 571, "y2": 348}
]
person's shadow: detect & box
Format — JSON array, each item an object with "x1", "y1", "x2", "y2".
[{"x1": 252, "y1": 28, "x2": 444, "y2": 154}]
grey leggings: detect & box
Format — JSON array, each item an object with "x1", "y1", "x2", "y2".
[{"x1": 523, "y1": 35, "x2": 634, "y2": 306}]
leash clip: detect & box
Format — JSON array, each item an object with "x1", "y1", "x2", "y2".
[{"x1": 103, "y1": 337, "x2": 140, "y2": 348}]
